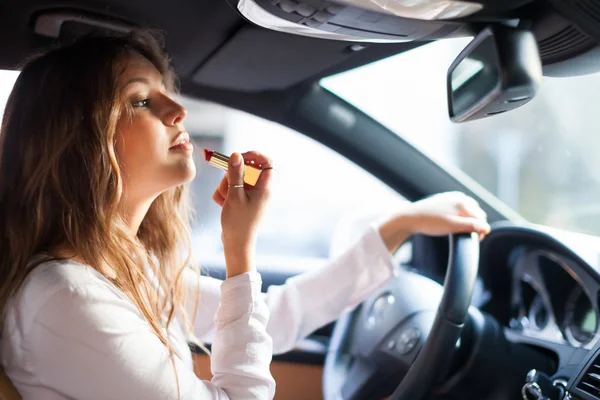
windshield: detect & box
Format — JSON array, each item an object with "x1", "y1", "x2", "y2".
[{"x1": 322, "y1": 38, "x2": 600, "y2": 237}]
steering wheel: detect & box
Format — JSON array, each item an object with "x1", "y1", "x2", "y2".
[{"x1": 323, "y1": 233, "x2": 480, "y2": 400}]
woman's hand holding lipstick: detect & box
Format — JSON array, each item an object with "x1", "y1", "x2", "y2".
[{"x1": 214, "y1": 151, "x2": 273, "y2": 278}]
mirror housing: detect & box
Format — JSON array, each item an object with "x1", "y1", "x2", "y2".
[{"x1": 447, "y1": 25, "x2": 543, "y2": 123}]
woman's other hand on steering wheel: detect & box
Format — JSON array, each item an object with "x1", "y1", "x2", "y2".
[{"x1": 378, "y1": 192, "x2": 491, "y2": 253}]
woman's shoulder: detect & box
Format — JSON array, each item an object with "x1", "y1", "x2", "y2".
[
  {"x1": 21, "y1": 258, "x2": 114, "y2": 299},
  {"x1": 5, "y1": 259, "x2": 122, "y2": 335}
]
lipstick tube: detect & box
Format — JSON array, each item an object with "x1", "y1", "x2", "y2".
[{"x1": 203, "y1": 149, "x2": 263, "y2": 186}]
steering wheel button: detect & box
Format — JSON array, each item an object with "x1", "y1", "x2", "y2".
[
  {"x1": 396, "y1": 327, "x2": 421, "y2": 355},
  {"x1": 387, "y1": 339, "x2": 396, "y2": 350}
]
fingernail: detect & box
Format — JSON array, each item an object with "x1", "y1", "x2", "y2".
[{"x1": 231, "y1": 153, "x2": 241, "y2": 167}]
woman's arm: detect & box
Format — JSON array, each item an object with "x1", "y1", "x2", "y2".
[
  {"x1": 190, "y1": 192, "x2": 490, "y2": 355},
  {"x1": 188, "y1": 225, "x2": 394, "y2": 354},
  {"x1": 23, "y1": 269, "x2": 274, "y2": 399}
]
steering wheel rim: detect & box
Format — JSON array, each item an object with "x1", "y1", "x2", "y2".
[{"x1": 323, "y1": 233, "x2": 480, "y2": 400}]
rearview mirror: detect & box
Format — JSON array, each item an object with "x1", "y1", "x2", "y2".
[{"x1": 447, "y1": 25, "x2": 543, "y2": 122}]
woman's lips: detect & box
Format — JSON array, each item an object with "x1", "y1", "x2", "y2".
[
  {"x1": 169, "y1": 133, "x2": 193, "y2": 151},
  {"x1": 169, "y1": 140, "x2": 193, "y2": 151}
]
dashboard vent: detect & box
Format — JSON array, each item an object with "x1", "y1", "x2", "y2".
[{"x1": 577, "y1": 354, "x2": 600, "y2": 397}]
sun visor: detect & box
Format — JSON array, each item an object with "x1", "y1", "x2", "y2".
[
  {"x1": 192, "y1": 26, "x2": 368, "y2": 91},
  {"x1": 237, "y1": 0, "x2": 475, "y2": 42},
  {"x1": 193, "y1": 24, "x2": 440, "y2": 91}
]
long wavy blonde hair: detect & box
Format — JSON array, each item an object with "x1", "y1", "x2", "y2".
[{"x1": 0, "y1": 30, "x2": 199, "y2": 372}]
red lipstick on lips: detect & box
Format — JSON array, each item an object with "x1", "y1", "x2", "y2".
[{"x1": 203, "y1": 149, "x2": 263, "y2": 186}]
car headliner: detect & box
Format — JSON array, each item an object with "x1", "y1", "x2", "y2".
[
  {"x1": 2, "y1": 0, "x2": 600, "y2": 104},
  {"x1": 0, "y1": 0, "x2": 422, "y2": 93}
]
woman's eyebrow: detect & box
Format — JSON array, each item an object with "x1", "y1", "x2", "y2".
[
  {"x1": 123, "y1": 76, "x2": 167, "y2": 91},
  {"x1": 123, "y1": 77, "x2": 149, "y2": 89}
]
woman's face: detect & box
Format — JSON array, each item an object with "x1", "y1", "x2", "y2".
[{"x1": 115, "y1": 53, "x2": 195, "y2": 203}]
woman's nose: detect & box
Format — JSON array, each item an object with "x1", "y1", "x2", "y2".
[{"x1": 163, "y1": 98, "x2": 187, "y2": 126}]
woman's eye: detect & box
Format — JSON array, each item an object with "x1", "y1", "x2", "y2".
[{"x1": 132, "y1": 99, "x2": 150, "y2": 108}]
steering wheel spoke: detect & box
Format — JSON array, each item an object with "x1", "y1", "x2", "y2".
[{"x1": 339, "y1": 358, "x2": 392, "y2": 400}]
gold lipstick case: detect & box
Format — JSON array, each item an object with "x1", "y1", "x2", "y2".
[{"x1": 207, "y1": 151, "x2": 262, "y2": 186}]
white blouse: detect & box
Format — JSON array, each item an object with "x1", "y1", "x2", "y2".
[{"x1": 1, "y1": 227, "x2": 395, "y2": 399}]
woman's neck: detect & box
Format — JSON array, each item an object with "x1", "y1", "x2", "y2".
[
  {"x1": 49, "y1": 194, "x2": 157, "y2": 279},
  {"x1": 120, "y1": 195, "x2": 156, "y2": 236}
]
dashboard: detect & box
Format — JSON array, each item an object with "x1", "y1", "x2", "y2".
[
  {"x1": 480, "y1": 223, "x2": 600, "y2": 399},
  {"x1": 510, "y1": 249, "x2": 600, "y2": 349}
]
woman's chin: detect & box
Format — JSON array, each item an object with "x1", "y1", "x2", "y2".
[
  {"x1": 162, "y1": 165, "x2": 197, "y2": 189},
  {"x1": 178, "y1": 166, "x2": 197, "y2": 185}
]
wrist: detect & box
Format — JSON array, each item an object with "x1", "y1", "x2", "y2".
[
  {"x1": 223, "y1": 247, "x2": 256, "y2": 278},
  {"x1": 378, "y1": 212, "x2": 416, "y2": 254}
]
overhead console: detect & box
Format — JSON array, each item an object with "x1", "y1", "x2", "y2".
[{"x1": 232, "y1": 0, "x2": 532, "y2": 42}]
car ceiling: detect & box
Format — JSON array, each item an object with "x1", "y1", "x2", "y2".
[
  {"x1": 1, "y1": 0, "x2": 600, "y2": 107},
  {"x1": 0, "y1": 0, "x2": 420, "y2": 91}
]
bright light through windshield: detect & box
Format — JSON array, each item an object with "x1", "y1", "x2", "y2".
[
  {"x1": 323, "y1": 38, "x2": 600, "y2": 236},
  {"x1": 0, "y1": 70, "x2": 18, "y2": 124}
]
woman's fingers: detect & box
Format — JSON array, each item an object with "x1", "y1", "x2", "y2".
[
  {"x1": 459, "y1": 198, "x2": 490, "y2": 240},
  {"x1": 457, "y1": 196, "x2": 486, "y2": 220},
  {"x1": 241, "y1": 151, "x2": 272, "y2": 169},
  {"x1": 226, "y1": 153, "x2": 246, "y2": 202},
  {"x1": 217, "y1": 176, "x2": 229, "y2": 201},
  {"x1": 212, "y1": 151, "x2": 272, "y2": 205},
  {"x1": 242, "y1": 151, "x2": 273, "y2": 191},
  {"x1": 448, "y1": 216, "x2": 491, "y2": 236},
  {"x1": 213, "y1": 189, "x2": 225, "y2": 207}
]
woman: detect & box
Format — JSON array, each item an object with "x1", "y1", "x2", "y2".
[{"x1": 0, "y1": 30, "x2": 490, "y2": 399}]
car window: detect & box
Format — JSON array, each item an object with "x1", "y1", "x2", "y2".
[
  {"x1": 0, "y1": 71, "x2": 408, "y2": 271},
  {"x1": 322, "y1": 38, "x2": 600, "y2": 237},
  {"x1": 0, "y1": 70, "x2": 19, "y2": 122},
  {"x1": 180, "y1": 98, "x2": 409, "y2": 270}
]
